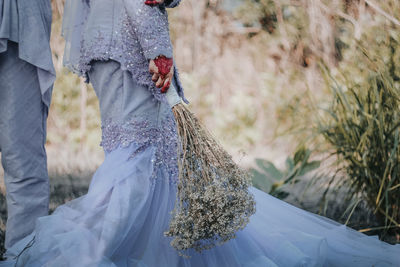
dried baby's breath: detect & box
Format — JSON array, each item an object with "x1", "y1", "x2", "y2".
[{"x1": 165, "y1": 104, "x2": 256, "y2": 255}]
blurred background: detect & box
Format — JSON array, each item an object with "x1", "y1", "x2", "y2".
[{"x1": 1, "y1": 0, "x2": 400, "y2": 258}]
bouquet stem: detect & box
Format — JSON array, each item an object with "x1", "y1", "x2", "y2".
[{"x1": 165, "y1": 88, "x2": 256, "y2": 254}]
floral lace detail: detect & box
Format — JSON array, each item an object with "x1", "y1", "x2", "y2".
[
  {"x1": 75, "y1": 5, "x2": 188, "y2": 103},
  {"x1": 100, "y1": 113, "x2": 179, "y2": 184},
  {"x1": 78, "y1": 12, "x2": 165, "y2": 102},
  {"x1": 63, "y1": 0, "x2": 188, "y2": 103},
  {"x1": 130, "y1": 5, "x2": 173, "y2": 60}
]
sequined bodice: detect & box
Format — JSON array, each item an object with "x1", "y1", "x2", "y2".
[{"x1": 63, "y1": 0, "x2": 185, "y2": 102}]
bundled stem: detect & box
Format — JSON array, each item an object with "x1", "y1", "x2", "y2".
[{"x1": 165, "y1": 104, "x2": 256, "y2": 254}]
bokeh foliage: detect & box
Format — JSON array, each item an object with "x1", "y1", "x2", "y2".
[
  {"x1": 235, "y1": 0, "x2": 400, "y2": 239},
  {"x1": 251, "y1": 147, "x2": 320, "y2": 199}
]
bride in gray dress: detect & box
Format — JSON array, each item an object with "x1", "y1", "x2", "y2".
[{"x1": 1, "y1": 0, "x2": 399, "y2": 266}]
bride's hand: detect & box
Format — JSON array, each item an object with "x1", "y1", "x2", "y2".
[
  {"x1": 144, "y1": 0, "x2": 164, "y2": 6},
  {"x1": 149, "y1": 56, "x2": 174, "y2": 93}
]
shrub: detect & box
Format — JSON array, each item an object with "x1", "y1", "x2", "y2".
[{"x1": 319, "y1": 58, "x2": 400, "y2": 238}]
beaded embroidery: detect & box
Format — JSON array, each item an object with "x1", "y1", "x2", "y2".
[
  {"x1": 100, "y1": 113, "x2": 179, "y2": 184},
  {"x1": 76, "y1": 5, "x2": 187, "y2": 103}
]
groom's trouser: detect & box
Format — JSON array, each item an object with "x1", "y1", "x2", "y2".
[{"x1": 0, "y1": 41, "x2": 49, "y2": 250}]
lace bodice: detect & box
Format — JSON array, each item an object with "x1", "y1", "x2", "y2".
[{"x1": 62, "y1": 0, "x2": 186, "y2": 103}]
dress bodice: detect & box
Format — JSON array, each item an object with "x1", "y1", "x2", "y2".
[{"x1": 62, "y1": 0, "x2": 186, "y2": 103}]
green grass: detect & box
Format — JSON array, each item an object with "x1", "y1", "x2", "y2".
[{"x1": 318, "y1": 61, "x2": 400, "y2": 240}]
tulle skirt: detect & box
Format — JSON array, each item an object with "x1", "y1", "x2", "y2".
[{"x1": 2, "y1": 140, "x2": 398, "y2": 267}]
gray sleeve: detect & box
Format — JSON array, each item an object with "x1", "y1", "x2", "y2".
[{"x1": 123, "y1": 0, "x2": 174, "y2": 60}]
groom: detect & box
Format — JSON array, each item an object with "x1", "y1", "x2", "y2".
[{"x1": 0, "y1": 0, "x2": 55, "y2": 259}]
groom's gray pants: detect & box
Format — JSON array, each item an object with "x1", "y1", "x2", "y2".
[{"x1": 0, "y1": 41, "x2": 49, "y2": 251}]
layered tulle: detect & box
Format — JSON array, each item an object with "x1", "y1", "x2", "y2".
[{"x1": 1, "y1": 139, "x2": 399, "y2": 267}]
